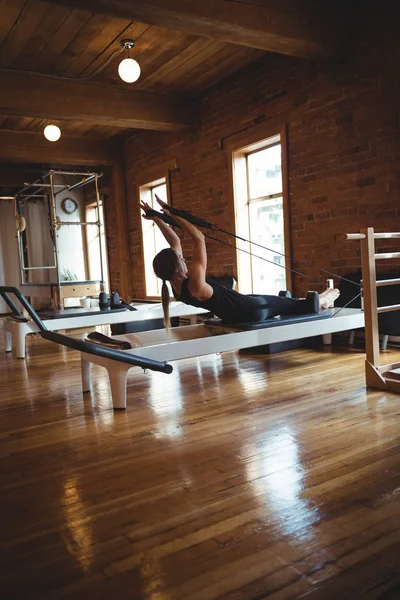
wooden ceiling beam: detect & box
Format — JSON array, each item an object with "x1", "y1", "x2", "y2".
[
  {"x1": 0, "y1": 71, "x2": 198, "y2": 131},
  {"x1": 45, "y1": 0, "x2": 344, "y2": 59},
  {"x1": 0, "y1": 129, "x2": 119, "y2": 165}
]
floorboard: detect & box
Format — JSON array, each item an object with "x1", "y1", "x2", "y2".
[{"x1": 0, "y1": 321, "x2": 399, "y2": 599}]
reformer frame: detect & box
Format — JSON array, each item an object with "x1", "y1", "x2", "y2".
[
  {"x1": 78, "y1": 307, "x2": 364, "y2": 409},
  {"x1": 346, "y1": 227, "x2": 400, "y2": 392},
  {"x1": 15, "y1": 169, "x2": 106, "y2": 309}
]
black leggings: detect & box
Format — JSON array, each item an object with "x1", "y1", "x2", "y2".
[{"x1": 244, "y1": 294, "x2": 313, "y2": 321}]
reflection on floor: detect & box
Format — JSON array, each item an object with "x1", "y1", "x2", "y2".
[{"x1": 0, "y1": 321, "x2": 400, "y2": 599}]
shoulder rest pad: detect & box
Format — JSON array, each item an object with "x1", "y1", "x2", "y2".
[{"x1": 205, "y1": 310, "x2": 331, "y2": 330}]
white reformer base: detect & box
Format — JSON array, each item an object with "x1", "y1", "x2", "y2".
[
  {"x1": 81, "y1": 308, "x2": 364, "y2": 410},
  {"x1": 4, "y1": 302, "x2": 208, "y2": 358}
]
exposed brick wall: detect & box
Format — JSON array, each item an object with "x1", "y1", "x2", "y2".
[{"x1": 108, "y1": 27, "x2": 400, "y2": 299}]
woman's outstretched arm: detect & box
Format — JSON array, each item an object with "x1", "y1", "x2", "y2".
[
  {"x1": 140, "y1": 200, "x2": 182, "y2": 254},
  {"x1": 156, "y1": 196, "x2": 213, "y2": 300},
  {"x1": 155, "y1": 196, "x2": 204, "y2": 242}
]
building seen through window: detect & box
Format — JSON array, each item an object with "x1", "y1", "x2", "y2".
[{"x1": 232, "y1": 134, "x2": 287, "y2": 295}]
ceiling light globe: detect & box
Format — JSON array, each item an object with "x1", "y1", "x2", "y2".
[
  {"x1": 44, "y1": 124, "x2": 61, "y2": 142},
  {"x1": 118, "y1": 58, "x2": 141, "y2": 83}
]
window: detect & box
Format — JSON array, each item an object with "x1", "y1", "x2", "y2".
[
  {"x1": 139, "y1": 178, "x2": 169, "y2": 297},
  {"x1": 137, "y1": 159, "x2": 177, "y2": 298},
  {"x1": 229, "y1": 127, "x2": 290, "y2": 296}
]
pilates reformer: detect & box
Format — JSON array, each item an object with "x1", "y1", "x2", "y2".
[
  {"x1": 69, "y1": 204, "x2": 364, "y2": 410},
  {"x1": 1, "y1": 285, "x2": 364, "y2": 410},
  {"x1": 346, "y1": 228, "x2": 400, "y2": 393}
]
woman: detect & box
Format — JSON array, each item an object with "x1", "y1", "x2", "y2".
[{"x1": 141, "y1": 196, "x2": 340, "y2": 330}]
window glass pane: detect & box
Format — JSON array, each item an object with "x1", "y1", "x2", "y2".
[
  {"x1": 248, "y1": 197, "x2": 286, "y2": 295},
  {"x1": 247, "y1": 144, "x2": 282, "y2": 199},
  {"x1": 150, "y1": 184, "x2": 167, "y2": 206}
]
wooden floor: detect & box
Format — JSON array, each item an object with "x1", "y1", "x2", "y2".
[{"x1": 1, "y1": 322, "x2": 400, "y2": 600}]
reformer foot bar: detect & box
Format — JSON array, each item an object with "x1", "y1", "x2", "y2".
[
  {"x1": 346, "y1": 228, "x2": 400, "y2": 392},
  {"x1": 0, "y1": 287, "x2": 173, "y2": 376}
]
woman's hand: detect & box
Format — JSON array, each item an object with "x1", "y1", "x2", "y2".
[
  {"x1": 140, "y1": 200, "x2": 155, "y2": 220},
  {"x1": 155, "y1": 194, "x2": 170, "y2": 212}
]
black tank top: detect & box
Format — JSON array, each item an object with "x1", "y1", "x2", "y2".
[{"x1": 173, "y1": 278, "x2": 262, "y2": 323}]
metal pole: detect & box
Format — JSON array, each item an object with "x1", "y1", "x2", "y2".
[
  {"x1": 15, "y1": 195, "x2": 27, "y2": 285},
  {"x1": 58, "y1": 220, "x2": 99, "y2": 226},
  {"x1": 50, "y1": 170, "x2": 97, "y2": 177},
  {"x1": 49, "y1": 171, "x2": 62, "y2": 309},
  {"x1": 67, "y1": 174, "x2": 96, "y2": 191},
  {"x1": 94, "y1": 174, "x2": 105, "y2": 292},
  {"x1": 17, "y1": 230, "x2": 26, "y2": 284},
  {"x1": 22, "y1": 266, "x2": 56, "y2": 271},
  {"x1": 17, "y1": 175, "x2": 46, "y2": 196},
  {"x1": 54, "y1": 173, "x2": 102, "y2": 196},
  {"x1": 23, "y1": 183, "x2": 65, "y2": 188}
]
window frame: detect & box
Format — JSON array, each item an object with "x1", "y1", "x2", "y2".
[
  {"x1": 136, "y1": 160, "x2": 176, "y2": 301},
  {"x1": 84, "y1": 197, "x2": 110, "y2": 291},
  {"x1": 224, "y1": 123, "x2": 291, "y2": 294}
]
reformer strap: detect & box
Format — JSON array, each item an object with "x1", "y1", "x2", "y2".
[
  {"x1": 143, "y1": 206, "x2": 361, "y2": 309},
  {"x1": 156, "y1": 205, "x2": 362, "y2": 291},
  {"x1": 144, "y1": 208, "x2": 182, "y2": 228},
  {"x1": 162, "y1": 205, "x2": 213, "y2": 229}
]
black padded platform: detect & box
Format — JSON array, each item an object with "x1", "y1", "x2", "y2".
[
  {"x1": 204, "y1": 310, "x2": 331, "y2": 331},
  {"x1": 38, "y1": 306, "x2": 130, "y2": 319}
]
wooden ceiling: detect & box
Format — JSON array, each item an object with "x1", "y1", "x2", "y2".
[
  {"x1": 0, "y1": 0, "x2": 266, "y2": 139},
  {"x1": 0, "y1": 0, "x2": 353, "y2": 164}
]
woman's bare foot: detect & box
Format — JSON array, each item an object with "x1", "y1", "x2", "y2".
[{"x1": 319, "y1": 288, "x2": 340, "y2": 309}]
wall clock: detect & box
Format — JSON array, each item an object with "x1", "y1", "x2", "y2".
[{"x1": 61, "y1": 197, "x2": 78, "y2": 214}]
